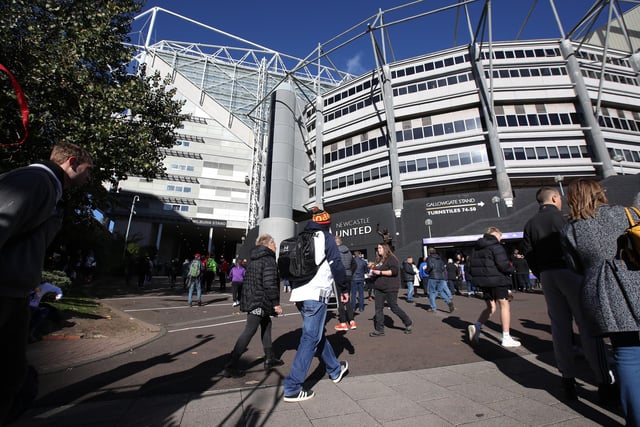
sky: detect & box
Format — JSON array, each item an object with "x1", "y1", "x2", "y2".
[{"x1": 131, "y1": 0, "x2": 632, "y2": 75}]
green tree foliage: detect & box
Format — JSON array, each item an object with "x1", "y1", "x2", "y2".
[{"x1": 0, "y1": 0, "x2": 187, "y2": 218}]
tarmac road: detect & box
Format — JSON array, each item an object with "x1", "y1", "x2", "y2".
[{"x1": 30, "y1": 279, "x2": 558, "y2": 408}]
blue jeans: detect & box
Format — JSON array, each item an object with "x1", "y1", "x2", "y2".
[
  {"x1": 187, "y1": 276, "x2": 201, "y2": 305},
  {"x1": 351, "y1": 279, "x2": 365, "y2": 312},
  {"x1": 405, "y1": 281, "x2": 414, "y2": 302},
  {"x1": 284, "y1": 300, "x2": 341, "y2": 395},
  {"x1": 466, "y1": 280, "x2": 477, "y2": 295},
  {"x1": 611, "y1": 337, "x2": 640, "y2": 426},
  {"x1": 428, "y1": 279, "x2": 451, "y2": 310}
]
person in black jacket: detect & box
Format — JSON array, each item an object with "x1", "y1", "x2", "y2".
[
  {"x1": 467, "y1": 227, "x2": 520, "y2": 348},
  {"x1": 222, "y1": 234, "x2": 283, "y2": 378}
]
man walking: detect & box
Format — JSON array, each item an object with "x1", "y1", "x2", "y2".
[
  {"x1": 401, "y1": 257, "x2": 417, "y2": 303},
  {"x1": 522, "y1": 186, "x2": 614, "y2": 401},
  {"x1": 334, "y1": 236, "x2": 356, "y2": 331},
  {"x1": 426, "y1": 248, "x2": 454, "y2": 313},
  {"x1": 282, "y1": 208, "x2": 349, "y2": 402},
  {"x1": 350, "y1": 251, "x2": 367, "y2": 312},
  {"x1": 0, "y1": 142, "x2": 93, "y2": 425}
]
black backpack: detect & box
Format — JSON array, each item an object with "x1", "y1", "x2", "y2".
[{"x1": 278, "y1": 230, "x2": 325, "y2": 285}]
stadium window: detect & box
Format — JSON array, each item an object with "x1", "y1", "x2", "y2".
[
  {"x1": 324, "y1": 153, "x2": 331, "y2": 163},
  {"x1": 396, "y1": 69, "x2": 405, "y2": 78},
  {"x1": 399, "y1": 162, "x2": 407, "y2": 173},
  {"x1": 520, "y1": 68, "x2": 531, "y2": 77},
  {"x1": 465, "y1": 118, "x2": 477, "y2": 130},
  {"x1": 548, "y1": 147, "x2": 559, "y2": 158},
  {"x1": 460, "y1": 152, "x2": 471, "y2": 165},
  {"x1": 331, "y1": 178, "x2": 338, "y2": 189},
  {"x1": 507, "y1": 115, "x2": 518, "y2": 127},
  {"x1": 541, "y1": 68, "x2": 551, "y2": 76},
  {"x1": 503, "y1": 148, "x2": 514, "y2": 160},
  {"x1": 514, "y1": 147, "x2": 526, "y2": 160},
  {"x1": 447, "y1": 76, "x2": 457, "y2": 85},
  {"x1": 363, "y1": 170, "x2": 371, "y2": 181},
  {"x1": 471, "y1": 150, "x2": 484, "y2": 163},
  {"x1": 536, "y1": 147, "x2": 548, "y2": 159},
  {"x1": 454, "y1": 120, "x2": 465, "y2": 132},
  {"x1": 538, "y1": 114, "x2": 550, "y2": 125},
  {"x1": 406, "y1": 67, "x2": 415, "y2": 76},
  {"x1": 444, "y1": 122, "x2": 455, "y2": 134},
  {"x1": 331, "y1": 151, "x2": 338, "y2": 162},
  {"x1": 354, "y1": 172, "x2": 362, "y2": 184},
  {"x1": 510, "y1": 69, "x2": 520, "y2": 78},
  {"x1": 380, "y1": 165, "x2": 389, "y2": 177},
  {"x1": 371, "y1": 168, "x2": 380, "y2": 180},
  {"x1": 458, "y1": 73, "x2": 468, "y2": 82},
  {"x1": 398, "y1": 87, "x2": 408, "y2": 96},
  {"x1": 560, "y1": 113, "x2": 572, "y2": 125},
  {"x1": 449, "y1": 154, "x2": 460, "y2": 166},
  {"x1": 378, "y1": 136, "x2": 386, "y2": 147},
  {"x1": 432, "y1": 123, "x2": 443, "y2": 136},
  {"x1": 427, "y1": 157, "x2": 438, "y2": 169},
  {"x1": 424, "y1": 126, "x2": 433, "y2": 137},
  {"x1": 549, "y1": 113, "x2": 561, "y2": 125},
  {"x1": 531, "y1": 69, "x2": 540, "y2": 76},
  {"x1": 428, "y1": 80, "x2": 438, "y2": 89},
  {"x1": 324, "y1": 181, "x2": 331, "y2": 191},
  {"x1": 535, "y1": 49, "x2": 545, "y2": 57},
  {"x1": 515, "y1": 50, "x2": 525, "y2": 58},
  {"x1": 418, "y1": 82, "x2": 427, "y2": 91},
  {"x1": 408, "y1": 85, "x2": 418, "y2": 94},
  {"x1": 505, "y1": 50, "x2": 515, "y2": 58},
  {"x1": 558, "y1": 146, "x2": 570, "y2": 158},
  {"x1": 525, "y1": 50, "x2": 535, "y2": 57},
  {"x1": 437, "y1": 78, "x2": 447, "y2": 87},
  {"x1": 499, "y1": 69, "x2": 509, "y2": 78},
  {"x1": 338, "y1": 148, "x2": 346, "y2": 160},
  {"x1": 180, "y1": 206, "x2": 189, "y2": 212},
  {"x1": 569, "y1": 146, "x2": 581, "y2": 158},
  {"x1": 346, "y1": 146, "x2": 353, "y2": 156},
  {"x1": 517, "y1": 115, "x2": 528, "y2": 126},
  {"x1": 415, "y1": 64, "x2": 424, "y2": 73},
  {"x1": 435, "y1": 60, "x2": 444, "y2": 68},
  {"x1": 167, "y1": 185, "x2": 175, "y2": 191},
  {"x1": 407, "y1": 160, "x2": 417, "y2": 172},
  {"x1": 525, "y1": 147, "x2": 536, "y2": 159},
  {"x1": 417, "y1": 158, "x2": 427, "y2": 171},
  {"x1": 495, "y1": 51, "x2": 505, "y2": 59},
  {"x1": 361, "y1": 141, "x2": 368, "y2": 153},
  {"x1": 426, "y1": 62, "x2": 434, "y2": 71},
  {"x1": 349, "y1": 104, "x2": 356, "y2": 113},
  {"x1": 455, "y1": 55, "x2": 465, "y2": 64},
  {"x1": 353, "y1": 144, "x2": 361, "y2": 155},
  {"x1": 338, "y1": 176, "x2": 346, "y2": 188},
  {"x1": 413, "y1": 127, "x2": 424, "y2": 139},
  {"x1": 444, "y1": 57, "x2": 454, "y2": 66},
  {"x1": 437, "y1": 155, "x2": 448, "y2": 168},
  {"x1": 396, "y1": 130, "x2": 404, "y2": 142}
]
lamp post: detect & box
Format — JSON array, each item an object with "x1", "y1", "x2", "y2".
[
  {"x1": 554, "y1": 175, "x2": 564, "y2": 196},
  {"x1": 123, "y1": 195, "x2": 140, "y2": 258},
  {"x1": 613, "y1": 154, "x2": 624, "y2": 175},
  {"x1": 491, "y1": 196, "x2": 501, "y2": 218},
  {"x1": 424, "y1": 218, "x2": 433, "y2": 239}
]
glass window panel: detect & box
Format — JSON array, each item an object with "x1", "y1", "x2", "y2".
[
  {"x1": 558, "y1": 146, "x2": 570, "y2": 158},
  {"x1": 437, "y1": 78, "x2": 447, "y2": 87},
  {"x1": 346, "y1": 146, "x2": 353, "y2": 157},
  {"x1": 427, "y1": 157, "x2": 438, "y2": 169},
  {"x1": 331, "y1": 178, "x2": 338, "y2": 189},
  {"x1": 396, "y1": 130, "x2": 403, "y2": 142},
  {"x1": 539, "y1": 114, "x2": 550, "y2": 125},
  {"x1": 331, "y1": 151, "x2": 338, "y2": 162},
  {"x1": 408, "y1": 85, "x2": 417, "y2": 93},
  {"x1": 449, "y1": 154, "x2": 460, "y2": 166},
  {"x1": 433, "y1": 123, "x2": 444, "y2": 136},
  {"x1": 444, "y1": 57, "x2": 454, "y2": 66},
  {"x1": 438, "y1": 155, "x2": 449, "y2": 168},
  {"x1": 510, "y1": 69, "x2": 520, "y2": 77},
  {"x1": 497, "y1": 116, "x2": 507, "y2": 127},
  {"x1": 471, "y1": 150, "x2": 484, "y2": 163},
  {"x1": 531, "y1": 68, "x2": 540, "y2": 76},
  {"x1": 465, "y1": 118, "x2": 477, "y2": 130},
  {"x1": 525, "y1": 147, "x2": 537, "y2": 159},
  {"x1": 560, "y1": 113, "x2": 571, "y2": 125},
  {"x1": 380, "y1": 165, "x2": 389, "y2": 177},
  {"x1": 347, "y1": 175, "x2": 354, "y2": 186},
  {"x1": 417, "y1": 158, "x2": 427, "y2": 171},
  {"x1": 354, "y1": 172, "x2": 362, "y2": 184},
  {"x1": 403, "y1": 129, "x2": 413, "y2": 141},
  {"x1": 458, "y1": 73, "x2": 468, "y2": 82},
  {"x1": 569, "y1": 146, "x2": 581, "y2": 158},
  {"x1": 454, "y1": 120, "x2": 465, "y2": 132},
  {"x1": 413, "y1": 127, "x2": 424, "y2": 139},
  {"x1": 338, "y1": 176, "x2": 346, "y2": 188},
  {"x1": 338, "y1": 148, "x2": 345, "y2": 159},
  {"x1": 549, "y1": 113, "x2": 561, "y2": 125},
  {"x1": 427, "y1": 80, "x2": 437, "y2": 89},
  {"x1": 507, "y1": 115, "x2": 518, "y2": 126},
  {"x1": 503, "y1": 148, "x2": 514, "y2": 160},
  {"x1": 514, "y1": 147, "x2": 526, "y2": 160},
  {"x1": 460, "y1": 152, "x2": 471, "y2": 165},
  {"x1": 520, "y1": 68, "x2": 531, "y2": 77},
  {"x1": 424, "y1": 126, "x2": 433, "y2": 137},
  {"x1": 518, "y1": 115, "x2": 528, "y2": 126},
  {"x1": 536, "y1": 147, "x2": 548, "y2": 159},
  {"x1": 444, "y1": 122, "x2": 455, "y2": 134},
  {"x1": 353, "y1": 144, "x2": 361, "y2": 155},
  {"x1": 399, "y1": 162, "x2": 406, "y2": 173},
  {"x1": 548, "y1": 147, "x2": 559, "y2": 158},
  {"x1": 407, "y1": 160, "x2": 416, "y2": 172},
  {"x1": 499, "y1": 69, "x2": 509, "y2": 78},
  {"x1": 363, "y1": 170, "x2": 370, "y2": 181},
  {"x1": 371, "y1": 168, "x2": 380, "y2": 180}
]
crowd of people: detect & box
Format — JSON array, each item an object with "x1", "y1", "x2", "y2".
[{"x1": 2, "y1": 141, "x2": 638, "y2": 425}]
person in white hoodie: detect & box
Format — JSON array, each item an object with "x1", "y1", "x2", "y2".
[{"x1": 282, "y1": 208, "x2": 349, "y2": 403}]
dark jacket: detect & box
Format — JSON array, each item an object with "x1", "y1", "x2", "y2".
[
  {"x1": 373, "y1": 254, "x2": 401, "y2": 292},
  {"x1": 445, "y1": 261, "x2": 459, "y2": 281},
  {"x1": 337, "y1": 244, "x2": 353, "y2": 281},
  {"x1": 426, "y1": 254, "x2": 446, "y2": 280},
  {"x1": 468, "y1": 234, "x2": 514, "y2": 288},
  {"x1": 401, "y1": 260, "x2": 415, "y2": 282},
  {"x1": 240, "y1": 244, "x2": 280, "y2": 314},
  {"x1": 352, "y1": 256, "x2": 367, "y2": 281},
  {"x1": 522, "y1": 204, "x2": 568, "y2": 277},
  {"x1": 564, "y1": 205, "x2": 640, "y2": 335},
  {"x1": 0, "y1": 162, "x2": 64, "y2": 297}
]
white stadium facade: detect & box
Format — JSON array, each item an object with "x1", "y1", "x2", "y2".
[{"x1": 109, "y1": 0, "x2": 640, "y2": 263}]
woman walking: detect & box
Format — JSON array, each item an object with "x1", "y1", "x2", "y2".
[{"x1": 369, "y1": 243, "x2": 413, "y2": 337}]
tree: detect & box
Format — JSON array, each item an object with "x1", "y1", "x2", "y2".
[{"x1": 0, "y1": 0, "x2": 186, "y2": 219}]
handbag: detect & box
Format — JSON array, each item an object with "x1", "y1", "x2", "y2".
[{"x1": 619, "y1": 207, "x2": 640, "y2": 270}]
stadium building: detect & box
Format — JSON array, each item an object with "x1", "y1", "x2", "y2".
[{"x1": 110, "y1": 0, "x2": 640, "y2": 263}]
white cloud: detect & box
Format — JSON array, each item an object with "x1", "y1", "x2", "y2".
[{"x1": 345, "y1": 52, "x2": 367, "y2": 75}]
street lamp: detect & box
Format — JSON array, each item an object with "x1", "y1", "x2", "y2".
[
  {"x1": 424, "y1": 218, "x2": 433, "y2": 239},
  {"x1": 123, "y1": 195, "x2": 140, "y2": 257},
  {"x1": 554, "y1": 175, "x2": 564, "y2": 196},
  {"x1": 613, "y1": 154, "x2": 624, "y2": 175},
  {"x1": 491, "y1": 196, "x2": 501, "y2": 218}
]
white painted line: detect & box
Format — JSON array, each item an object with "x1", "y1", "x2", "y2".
[{"x1": 167, "y1": 312, "x2": 299, "y2": 333}]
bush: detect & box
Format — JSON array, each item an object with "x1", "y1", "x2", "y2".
[{"x1": 41, "y1": 270, "x2": 72, "y2": 290}]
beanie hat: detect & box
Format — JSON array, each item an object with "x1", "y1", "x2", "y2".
[
  {"x1": 311, "y1": 206, "x2": 331, "y2": 225},
  {"x1": 194, "y1": 253, "x2": 201, "y2": 259}
]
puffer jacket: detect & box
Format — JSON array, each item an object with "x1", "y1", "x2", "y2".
[
  {"x1": 240, "y1": 244, "x2": 280, "y2": 314},
  {"x1": 337, "y1": 244, "x2": 353, "y2": 281},
  {"x1": 563, "y1": 204, "x2": 640, "y2": 335},
  {"x1": 0, "y1": 162, "x2": 64, "y2": 298},
  {"x1": 468, "y1": 234, "x2": 513, "y2": 288},
  {"x1": 426, "y1": 254, "x2": 446, "y2": 280}
]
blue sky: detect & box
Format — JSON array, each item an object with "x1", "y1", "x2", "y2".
[{"x1": 133, "y1": 1, "x2": 630, "y2": 75}]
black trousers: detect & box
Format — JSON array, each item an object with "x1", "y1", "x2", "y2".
[{"x1": 228, "y1": 313, "x2": 273, "y2": 366}]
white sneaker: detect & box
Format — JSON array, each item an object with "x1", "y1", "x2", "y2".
[
  {"x1": 467, "y1": 324, "x2": 480, "y2": 344},
  {"x1": 232, "y1": 301, "x2": 239, "y2": 307},
  {"x1": 501, "y1": 336, "x2": 521, "y2": 348}
]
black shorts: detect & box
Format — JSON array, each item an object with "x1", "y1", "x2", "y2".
[{"x1": 479, "y1": 286, "x2": 510, "y2": 301}]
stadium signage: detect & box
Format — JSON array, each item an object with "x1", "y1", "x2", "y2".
[
  {"x1": 334, "y1": 216, "x2": 373, "y2": 238},
  {"x1": 425, "y1": 197, "x2": 486, "y2": 216}
]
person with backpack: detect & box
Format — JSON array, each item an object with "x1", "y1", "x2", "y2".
[
  {"x1": 187, "y1": 254, "x2": 203, "y2": 307},
  {"x1": 350, "y1": 251, "x2": 368, "y2": 312},
  {"x1": 203, "y1": 254, "x2": 217, "y2": 293},
  {"x1": 426, "y1": 248, "x2": 455, "y2": 313},
  {"x1": 222, "y1": 234, "x2": 283, "y2": 378},
  {"x1": 281, "y1": 207, "x2": 349, "y2": 402},
  {"x1": 334, "y1": 236, "x2": 356, "y2": 331}
]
